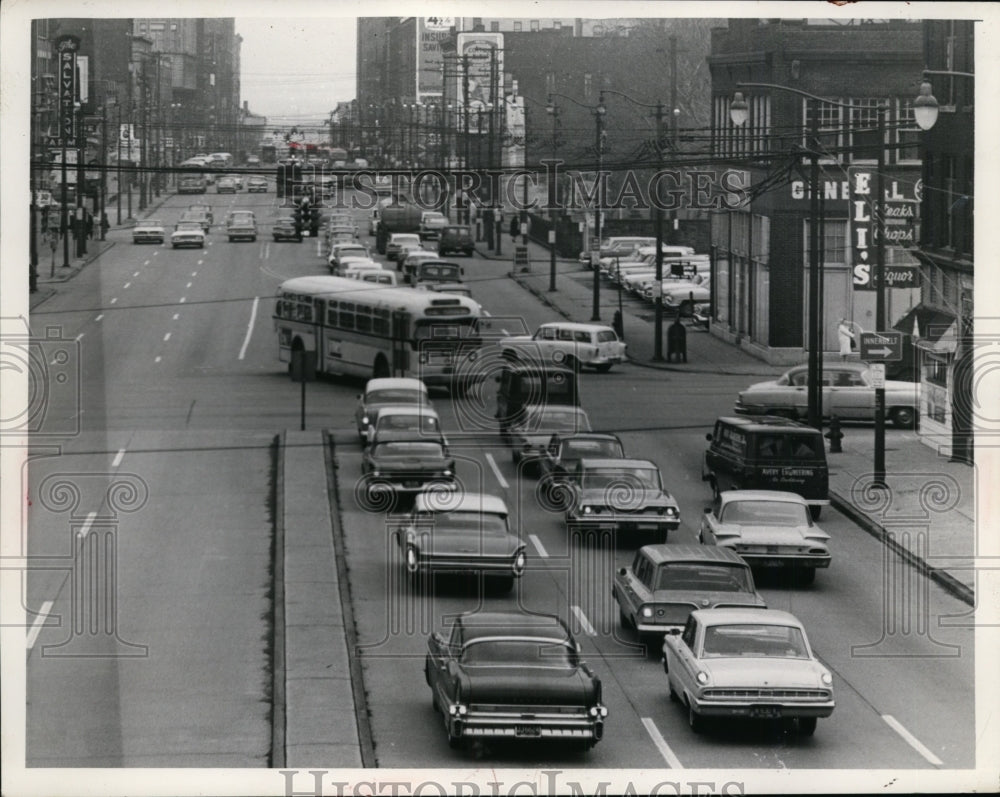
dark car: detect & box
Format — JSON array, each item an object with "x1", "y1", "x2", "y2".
[
  {"x1": 496, "y1": 361, "x2": 579, "y2": 438},
  {"x1": 424, "y1": 611, "x2": 608, "y2": 751},
  {"x1": 409, "y1": 260, "x2": 464, "y2": 287},
  {"x1": 247, "y1": 176, "x2": 268, "y2": 193},
  {"x1": 355, "y1": 377, "x2": 430, "y2": 442},
  {"x1": 538, "y1": 432, "x2": 626, "y2": 484},
  {"x1": 272, "y1": 217, "x2": 301, "y2": 242},
  {"x1": 438, "y1": 225, "x2": 475, "y2": 257},
  {"x1": 612, "y1": 544, "x2": 767, "y2": 639},
  {"x1": 393, "y1": 492, "x2": 523, "y2": 590},
  {"x1": 362, "y1": 438, "x2": 455, "y2": 496}
]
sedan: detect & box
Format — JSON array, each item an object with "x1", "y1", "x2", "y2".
[
  {"x1": 216, "y1": 177, "x2": 236, "y2": 193},
  {"x1": 132, "y1": 218, "x2": 165, "y2": 244},
  {"x1": 425, "y1": 610, "x2": 607, "y2": 750},
  {"x1": 272, "y1": 217, "x2": 301, "y2": 242},
  {"x1": 564, "y1": 458, "x2": 680, "y2": 541},
  {"x1": 735, "y1": 361, "x2": 920, "y2": 428},
  {"x1": 538, "y1": 432, "x2": 626, "y2": 484},
  {"x1": 662, "y1": 608, "x2": 835, "y2": 736},
  {"x1": 247, "y1": 177, "x2": 268, "y2": 193},
  {"x1": 170, "y1": 221, "x2": 206, "y2": 249},
  {"x1": 698, "y1": 490, "x2": 831, "y2": 584},
  {"x1": 394, "y1": 493, "x2": 524, "y2": 591},
  {"x1": 187, "y1": 204, "x2": 213, "y2": 224},
  {"x1": 508, "y1": 405, "x2": 592, "y2": 475},
  {"x1": 179, "y1": 210, "x2": 211, "y2": 233},
  {"x1": 362, "y1": 438, "x2": 455, "y2": 496},
  {"x1": 367, "y1": 405, "x2": 443, "y2": 448},
  {"x1": 355, "y1": 377, "x2": 430, "y2": 441},
  {"x1": 613, "y1": 544, "x2": 766, "y2": 638},
  {"x1": 386, "y1": 233, "x2": 423, "y2": 262}
]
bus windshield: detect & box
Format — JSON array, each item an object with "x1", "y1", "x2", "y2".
[{"x1": 414, "y1": 318, "x2": 479, "y2": 341}]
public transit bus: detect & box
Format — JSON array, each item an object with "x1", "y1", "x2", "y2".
[{"x1": 274, "y1": 276, "x2": 485, "y2": 387}]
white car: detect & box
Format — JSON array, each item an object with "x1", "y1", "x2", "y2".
[
  {"x1": 170, "y1": 221, "x2": 206, "y2": 248},
  {"x1": 133, "y1": 218, "x2": 166, "y2": 244},
  {"x1": 499, "y1": 322, "x2": 627, "y2": 372}
]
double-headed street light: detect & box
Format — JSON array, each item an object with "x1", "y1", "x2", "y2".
[
  {"x1": 731, "y1": 83, "x2": 889, "y2": 483},
  {"x1": 544, "y1": 96, "x2": 562, "y2": 292},
  {"x1": 548, "y1": 91, "x2": 605, "y2": 320}
]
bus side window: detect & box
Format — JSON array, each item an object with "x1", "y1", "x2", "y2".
[{"x1": 327, "y1": 302, "x2": 338, "y2": 326}]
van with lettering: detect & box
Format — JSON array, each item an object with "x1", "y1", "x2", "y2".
[{"x1": 702, "y1": 416, "x2": 829, "y2": 519}]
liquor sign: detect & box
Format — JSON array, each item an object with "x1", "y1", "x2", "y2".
[{"x1": 56, "y1": 35, "x2": 80, "y2": 145}]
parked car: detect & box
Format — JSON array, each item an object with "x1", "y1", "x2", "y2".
[
  {"x1": 419, "y1": 211, "x2": 449, "y2": 240},
  {"x1": 225, "y1": 210, "x2": 257, "y2": 242},
  {"x1": 583, "y1": 236, "x2": 658, "y2": 265},
  {"x1": 425, "y1": 611, "x2": 607, "y2": 750},
  {"x1": 499, "y1": 322, "x2": 627, "y2": 372},
  {"x1": 272, "y1": 216, "x2": 301, "y2": 242},
  {"x1": 735, "y1": 362, "x2": 920, "y2": 428},
  {"x1": 216, "y1": 177, "x2": 237, "y2": 193},
  {"x1": 509, "y1": 405, "x2": 592, "y2": 474},
  {"x1": 132, "y1": 218, "x2": 165, "y2": 244},
  {"x1": 437, "y1": 225, "x2": 475, "y2": 257},
  {"x1": 655, "y1": 281, "x2": 712, "y2": 316},
  {"x1": 362, "y1": 438, "x2": 455, "y2": 497},
  {"x1": 355, "y1": 377, "x2": 430, "y2": 442},
  {"x1": 564, "y1": 458, "x2": 680, "y2": 541},
  {"x1": 613, "y1": 545, "x2": 767, "y2": 637},
  {"x1": 386, "y1": 232, "x2": 423, "y2": 262},
  {"x1": 662, "y1": 608, "x2": 835, "y2": 736},
  {"x1": 179, "y1": 209, "x2": 211, "y2": 233},
  {"x1": 394, "y1": 493, "x2": 523, "y2": 591},
  {"x1": 170, "y1": 220, "x2": 206, "y2": 249},
  {"x1": 246, "y1": 176, "x2": 268, "y2": 193},
  {"x1": 187, "y1": 203, "x2": 213, "y2": 225},
  {"x1": 699, "y1": 490, "x2": 831, "y2": 584},
  {"x1": 538, "y1": 432, "x2": 626, "y2": 484}
]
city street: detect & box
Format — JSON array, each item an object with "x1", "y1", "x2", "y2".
[{"x1": 23, "y1": 187, "x2": 974, "y2": 771}]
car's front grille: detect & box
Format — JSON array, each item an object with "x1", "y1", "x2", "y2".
[{"x1": 702, "y1": 688, "x2": 831, "y2": 700}]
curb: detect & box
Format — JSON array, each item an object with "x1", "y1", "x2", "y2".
[
  {"x1": 829, "y1": 490, "x2": 974, "y2": 607},
  {"x1": 270, "y1": 433, "x2": 287, "y2": 768}
]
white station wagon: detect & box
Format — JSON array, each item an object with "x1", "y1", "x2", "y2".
[{"x1": 499, "y1": 322, "x2": 627, "y2": 372}]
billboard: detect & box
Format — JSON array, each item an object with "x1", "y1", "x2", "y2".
[
  {"x1": 417, "y1": 18, "x2": 452, "y2": 99},
  {"x1": 456, "y1": 32, "x2": 503, "y2": 132}
]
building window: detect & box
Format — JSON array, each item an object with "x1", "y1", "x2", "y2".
[
  {"x1": 849, "y1": 98, "x2": 883, "y2": 164},
  {"x1": 804, "y1": 99, "x2": 842, "y2": 164},
  {"x1": 530, "y1": 20, "x2": 540, "y2": 32},
  {"x1": 490, "y1": 21, "x2": 499, "y2": 32},
  {"x1": 149, "y1": 21, "x2": 165, "y2": 32},
  {"x1": 822, "y1": 220, "x2": 848, "y2": 264},
  {"x1": 895, "y1": 99, "x2": 921, "y2": 165},
  {"x1": 593, "y1": 24, "x2": 604, "y2": 36},
  {"x1": 554, "y1": 21, "x2": 562, "y2": 30},
  {"x1": 513, "y1": 21, "x2": 522, "y2": 32},
  {"x1": 472, "y1": 18, "x2": 482, "y2": 29}
]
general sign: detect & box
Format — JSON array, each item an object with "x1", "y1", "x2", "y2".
[{"x1": 859, "y1": 331, "x2": 903, "y2": 362}]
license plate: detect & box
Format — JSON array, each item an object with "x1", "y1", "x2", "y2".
[
  {"x1": 757, "y1": 558, "x2": 785, "y2": 568},
  {"x1": 750, "y1": 706, "x2": 781, "y2": 719},
  {"x1": 766, "y1": 545, "x2": 779, "y2": 554},
  {"x1": 515, "y1": 725, "x2": 541, "y2": 737}
]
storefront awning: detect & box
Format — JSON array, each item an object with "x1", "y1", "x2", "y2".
[{"x1": 894, "y1": 304, "x2": 957, "y2": 354}]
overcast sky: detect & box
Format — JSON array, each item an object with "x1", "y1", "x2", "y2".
[{"x1": 236, "y1": 16, "x2": 358, "y2": 128}]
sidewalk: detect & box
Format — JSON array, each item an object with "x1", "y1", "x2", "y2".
[{"x1": 481, "y1": 236, "x2": 976, "y2": 606}]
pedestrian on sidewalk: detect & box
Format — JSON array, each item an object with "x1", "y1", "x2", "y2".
[
  {"x1": 838, "y1": 318, "x2": 860, "y2": 361},
  {"x1": 510, "y1": 215, "x2": 520, "y2": 243},
  {"x1": 612, "y1": 310, "x2": 624, "y2": 341},
  {"x1": 99, "y1": 212, "x2": 109, "y2": 241},
  {"x1": 85, "y1": 211, "x2": 94, "y2": 240}
]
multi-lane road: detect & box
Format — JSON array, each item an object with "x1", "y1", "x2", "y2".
[{"x1": 24, "y1": 183, "x2": 974, "y2": 770}]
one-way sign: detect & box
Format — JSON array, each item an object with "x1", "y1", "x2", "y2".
[{"x1": 859, "y1": 331, "x2": 903, "y2": 361}]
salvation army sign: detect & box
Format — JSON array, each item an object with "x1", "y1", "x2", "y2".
[{"x1": 56, "y1": 35, "x2": 80, "y2": 145}]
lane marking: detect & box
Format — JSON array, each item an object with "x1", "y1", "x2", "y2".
[
  {"x1": 110, "y1": 297, "x2": 118, "y2": 304},
  {"x1": 191, "y1": 271, "x2": 197, "y2": 276},
  {"x1": 74, "y1": 333, "x2": 84, "y2": 342},
  {"x1": 143, "y1": 260, "x2": 150, "y2": 266},
  {"x1": 112, "y1": 448, "x2": 125, "y2": 468},
  {"x1": 179, "y1": 297, "x2": 186, "y2": 303},
  {"x1": 123, "y1": 282, "x2": 131, "y2": 289},
  {"x1": 484, "y1": 453, "x2": 509, "y2": 489},
  {"x1": 172, "y1": 313, "x2": 179, "y2": 321},
  {"x1": 882, "y1": 715, "x2": 943, "y2": 766},
  {"x1": 238, "y1": 296, "x2": 259, "y2": 360},
  {"x1": 76, "y1": 511, "x2": 96, "y2": 539},
  {"x1": 163, "y1": 332, "x2": 171, "y2": 342},
  {"x1": 95, "y1": 314, "x2": 103, "y2": 322},
  {"x1": 155, "y1": 355, "x2": 162, "y2": 363},
  {"x1": 529, "y1": 534, "x2": 549, "y2": 558},
  {"x1": 26, "y1": 600, "x2": 55, "y2": 651},
  {"x1": 571, "y1": 605, "x2": 597, "y2": 637},
  {"x1": 185, "y1": 282, "x2": 193, "y2": 288},
  {"x1": 197, "y1": 259, "x2": 204, "y2": 265},
  {"x1": 133, "y1": 271, "x2": 140, "y2": 277},
  {"x1": 642, "y1": 717, "x2": 683, "y2": 769}
]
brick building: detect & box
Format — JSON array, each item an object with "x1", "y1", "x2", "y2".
[{"x1": 707, "y1": 18, "x2": 924, "y2": 364}]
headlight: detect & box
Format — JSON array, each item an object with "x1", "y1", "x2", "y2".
[
  {"x1": 361, "y1": 415, "x2": 369, "y2": 425},
  {"x1": 582, "y1": 506, "x2": 592, "y2": 514},
  {"x1": 372, "y1": 470, "x2": 381, "y2": 478},
  {"x1": 513, "y1": 551, "x2": 526, "y2": 574},
  {"x1": 666, "y1": 507, "x2": 678, "y2": 517},
  {"x1": 696, "y1": 671, "x2": 709, "y2": 685},
  {"x1": 641, "y1": 606, "x2": 653, "y2": 618},
  {"x1": 821, "y1": 672, "x2": 833, "y2": 686},
  {"x1": 443, "y1": 469, "x2": 453, "y2": 477}
]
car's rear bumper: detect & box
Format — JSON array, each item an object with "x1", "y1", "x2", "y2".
[
  {"x1": 412, "y1": 557, "x2": 522, "y2": 574},
  {"x1": 725, "y1": 552, "x2": 832, "y2": 569},
  {"x1": 449, "y1": 711, "x2": 605, "y2": 742},
  {"x1": 691, "y1": 698, "x2": 835, "y2": 719},
  {"x1": 568, "y1": 514, "x2": 680, "y2": 532}
]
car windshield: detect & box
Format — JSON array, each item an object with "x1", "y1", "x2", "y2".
[
  {"x1": 143, "y1": 220, "x2": 164, "y2": 227},
  {"x1": 372, "y1": 441, "x2": 443, "y2": 458},
  {"x1": 700, "y1": 624, "x2": 810, "y2": 659},
  {"x1": 655, "y1": 563, "x2": 753, "y2": 593},
  {"x1": 419, "y1": 264, "x2": 460, "y2": 280},
  {"x1": 720, "y1": 500, "x2": 810, "y2": 526},
  {"x1": 527, "y1": 409, "x2": 589, "y2": 432},
  {"x1": 562, "y1": 439, "x2": 624, "y2": 459},
  {"x1": 376, "y1": 413, "x2": 438, "y2": 432},
  {"x1": 581, "y1": 467, "x2": 660, "y2": 490},
  {"x1": 427, "y1": 511, "x2": 508, "y2": 535},
  {"x1": 176, "y1": 223, "x2": 202, "y2": 231},
  {"x1": 394, "y1": 235, "x2": 421, "y2": 245},
  {"x1": 460, "y1": 639, "x2": 576, "y2": 667},
  {"x1": 754, "y1": 433, "x2": 824, "y2": 460}
]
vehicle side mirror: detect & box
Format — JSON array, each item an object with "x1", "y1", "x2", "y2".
[
  {"x1": 667, "y1": 628, "x2": 681, "y2": 636},
  {"x1": 704, "y1": 506, "x2": 712, "y2": 514},
  {"x1": 618, "y1": 567, "x2": 627, "y2": 576},
  {"x1": 705, "y1": 433, "x2": 713, "y2": 441}
]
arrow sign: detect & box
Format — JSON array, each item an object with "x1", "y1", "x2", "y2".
[{"x1": 859, "y1": 331, "x2": 903, "y2": 362}]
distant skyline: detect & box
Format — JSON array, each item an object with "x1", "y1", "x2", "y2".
[{"x1": 236, "y1": 16, "x2": 357, "y2": 124}]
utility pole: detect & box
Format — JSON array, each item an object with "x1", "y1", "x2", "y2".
[
  {"x1": 76, "y1": 101, "x2": 86, "y2": 257},
  {"x1": 461, "y1": 54, "x2": 471, "y2": 224},
  {"x1": 652, "y1": 101, "x2": 665, "y2": 360},
  {"x1": 139, "y1": 60, "x2": 147, "y2": 211},
  {"x1": 592, "y1": 98, "x2": 605, "y2": 322},
  {"x1": 100, "y1": 103, "x2": 108, "y2": 239}
]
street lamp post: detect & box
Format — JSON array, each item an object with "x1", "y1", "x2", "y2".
[
  {"x1": 732, "y1": 83, "x2": 889, "y2": 481},
  {"x1": 545, "y1": 98, "x2": 561, "y2": 291}
]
